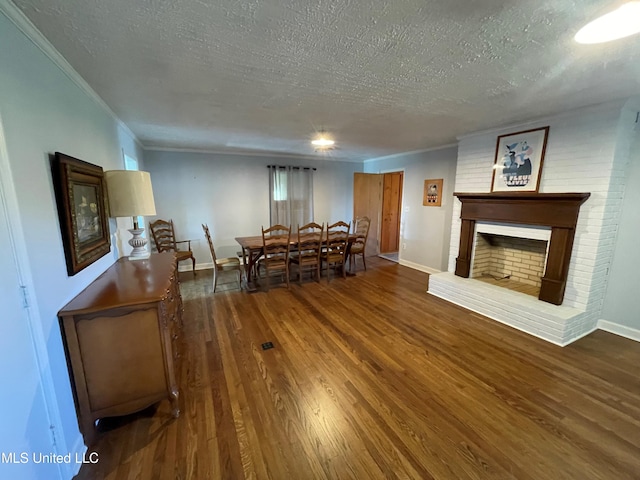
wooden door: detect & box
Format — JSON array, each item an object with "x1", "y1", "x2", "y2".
[
  {"x1": 380, "y1": 172, "x2": 403, "y2": 253},
  {"x1": 353, "y1": 173, "x2": 382, "y2": 256}
]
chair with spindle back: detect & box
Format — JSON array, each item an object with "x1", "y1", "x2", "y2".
[
  {"x1": 202, "y1": 224, "x2": 242, "y2": 292},
  {"x1": 290, "y1": 222, "x2": 324, "y2": 284},
  {"x1": 259, "y1": 224, "x2": 292, "y2": 290},
  {"x1": 149, "y1": 219, "x2": 196, "y2": 276},
  {"x1": 321, "y1": 220, "x2": 350, "y2": 281},
  {"x1": 350, "y1": 216, "x2": 371, "y2": 272}
]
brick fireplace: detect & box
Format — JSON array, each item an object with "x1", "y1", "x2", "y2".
[
  {"x1": 428, "y1": 192, "x2": 592, "y2": 345},
  {"x1": 452, "y1": 192, "x2": 589, "y2": 305},
  {"x1": 426, "y1": 101, "x2": 637, "y2": 345}
]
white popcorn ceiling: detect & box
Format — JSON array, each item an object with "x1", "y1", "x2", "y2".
[{"x1": 11, "y1": 0, "x2": 640, "y2": 161}]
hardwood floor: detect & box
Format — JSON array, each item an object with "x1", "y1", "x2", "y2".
[{"x1": 74, "y1": 257, "x2": 640, "y2": 479}]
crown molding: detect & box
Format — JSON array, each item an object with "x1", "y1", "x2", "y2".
[
  {"x1": 0, "y1": 0, "x2": 142, "y2": 148},
  {"x1": 144, "y1": 145, "x2": 363, "y2": 163},
  {"x1": 456, "y1": 99, "x2": 628, "y2": 143},
  {"x1": 363, "y1": 143, "x2": 458, "y2": 163}
]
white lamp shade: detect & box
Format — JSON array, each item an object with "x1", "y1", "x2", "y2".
[{"x1": 105, "y1": 170, "x2": 157, "y2": 217}]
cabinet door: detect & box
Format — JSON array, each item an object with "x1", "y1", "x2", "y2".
[{"x1": 76, "y1": 307, "x2": 166, "y2": 413}]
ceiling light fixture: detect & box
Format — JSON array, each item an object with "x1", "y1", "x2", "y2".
[
  {"x1": 311, "y1": 137, "x2": 335, "y2": 147},
  {"x1": 575, "y1": 1, "x2": 640, "y2": 44},
  {"x1": 311, "y1": 130, "x2": 335, "y2": 148}
]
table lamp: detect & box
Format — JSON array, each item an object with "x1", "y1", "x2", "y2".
[{"x1": 104, "y1": 170, "x2": 157, "y2": 260}]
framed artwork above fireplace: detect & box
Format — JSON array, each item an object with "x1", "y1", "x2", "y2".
[{"x1": 491, "y1": 126, "x2": 549, "y2": 193}]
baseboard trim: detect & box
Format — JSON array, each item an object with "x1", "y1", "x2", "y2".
[
  {"x1": 66, "y1": 433, "x2": 87, "y2": 478},
  {"x1": 178, "y1": 260, "x2": 250, "y2": 273},
  {"x1": 178, "y1": 262, "x2": 214, "y2": 272},
  {"x1": 598, "y1": 320, "x2": 640, "y2": 343},
  {"x1": 398, "y1": 259, "x2": 441, "y2": 275}
]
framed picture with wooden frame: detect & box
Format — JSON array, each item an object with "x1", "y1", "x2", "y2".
[
  {"x1": 52, "y1": 152, "x2": 110, "y2": 275},
  {"x1": 491, "y1": 126, "x2": 549, "y2": 193},
  {"x1": 423, "y1": 178, "x2": 443, "y2": 206}
]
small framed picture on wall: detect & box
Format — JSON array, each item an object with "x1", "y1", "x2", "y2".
[{"x1": 423, "y1": 178, "x2": 443, "y2": 206}]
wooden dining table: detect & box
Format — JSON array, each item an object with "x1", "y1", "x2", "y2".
[
  {"x1": 235, "y1": 233, "x2": 360, "y2": 291},
  {"x1": 234, "y1": 235, "x2": 265, "y2": 290}
]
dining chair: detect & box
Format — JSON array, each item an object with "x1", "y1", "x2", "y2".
[
  {"x1": 290, "y1": 222, "x2": 324, "y2": 284},
  {"x1": 260, "y1": 224, "x2": 292, "y2": 290},
  {"x1": 350, "y1": 216, "x2": 371, "y2": 272},
  {"x1": 321, "y1": 221, "x2": 350, "y2": 281},
  {"x1": 149, "y1": 218, "x2": 196, "y2": 275},
  {"x1": 202, "y1": 224, "x2": 242, "y2": 292}
]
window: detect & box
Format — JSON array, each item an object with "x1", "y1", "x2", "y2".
[
  {"x1": 268, "y1": 165, "x2": 314, "y2": 229},
  {"x1": 124, "y1": 153, "x2": 144, "y2": 231},
  {"x1": 272, "y1": 168, "x2": 288, "y2": 201}
]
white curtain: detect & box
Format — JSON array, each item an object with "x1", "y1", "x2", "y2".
[{"x1": 268, "y1": 166, "x2": 314, "y2": 230}]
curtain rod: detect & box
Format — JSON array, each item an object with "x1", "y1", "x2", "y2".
[{"x1": 266, "y1": 165, "x2": 316, "y2": 171}]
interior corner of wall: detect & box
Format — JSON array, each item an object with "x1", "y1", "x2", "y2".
[{"x1": 622, "y1": 95, "x2": 640, "y2": 113}]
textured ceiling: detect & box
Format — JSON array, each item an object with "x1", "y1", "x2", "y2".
[{"x1": 10, "y1": 0, "x2": 640, "y2": 161}]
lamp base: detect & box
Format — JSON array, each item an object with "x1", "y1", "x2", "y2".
[{"x1": 127, "y1": 228, "x2": 150, "y2": 260}]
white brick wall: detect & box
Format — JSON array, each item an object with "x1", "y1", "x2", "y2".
[
  {"x1": 432, "y1": 100, "x2": 635, "y2": 344},
  {"x1": 428, "y1": 273, "x2": 590, "y2": 345}
]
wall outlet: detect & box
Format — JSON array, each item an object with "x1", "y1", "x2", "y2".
[{"x1": 403, "y1": 243, "x2": 407, "y2": 250}]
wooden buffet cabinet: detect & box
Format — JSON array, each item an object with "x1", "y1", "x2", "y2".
[{"x1": 58, "y1": 252, "x2": 183, "y2": 445}]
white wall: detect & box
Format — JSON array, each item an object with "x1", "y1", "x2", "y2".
[
  {"x1": 364, "y1": 146, "x2": 458, "y2": 272},
  {"x1": 0, "y1": 6, "x2": 143, "y2": 479},
  {"x1": 144, "y1": 150, "x2": 360, "y2": 266},
  {"x1": 601, "y1": 108, "x2": 640, "y2": 338}
]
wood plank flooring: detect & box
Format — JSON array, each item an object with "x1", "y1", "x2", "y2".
[{"x1": 74, "y1": 257, "x2": 640, "y2": 479}]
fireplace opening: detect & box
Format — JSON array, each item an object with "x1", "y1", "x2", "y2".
[{"x1": 471, "y1": 233, "x2": 548, "y2": 297}]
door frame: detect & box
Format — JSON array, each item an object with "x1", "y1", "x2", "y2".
[
  {"x1": 0, "y1": 114, "x2": 66, "y2": 479},
  {"x1": 379, "y1": 168, "x2": 404, "y2": 259}
]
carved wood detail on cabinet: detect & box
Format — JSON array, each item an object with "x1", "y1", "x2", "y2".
[{"x1": 58, "y1": 252, "x2": 183, "y2": 445}]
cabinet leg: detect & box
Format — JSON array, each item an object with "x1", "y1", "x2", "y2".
[
  {"x1": 82, "y1": 417, "x2": 98, "y2": 446},
  {"x1": 170, "y1": 389, "x2": 180, "y2": 418}
]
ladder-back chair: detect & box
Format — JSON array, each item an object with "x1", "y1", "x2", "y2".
[
  {"x1": 290, "y1": 222, "x2": 324, "y2": 284},
  {"x1": 322, "y1": 221, "x2": 350, "y2": 281},
  {"x1": 149, "y1": 219, "x2": 196, "y2": 275},
  {"x1": 202, "y1": 224, "x2": 242, "y2": 292},
  {"x1": 350, "y1": 216, "x2": 371, "y2": 271},
  {"x1": 260, "y1": 224, "x2": 292, "y2": 290}
]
